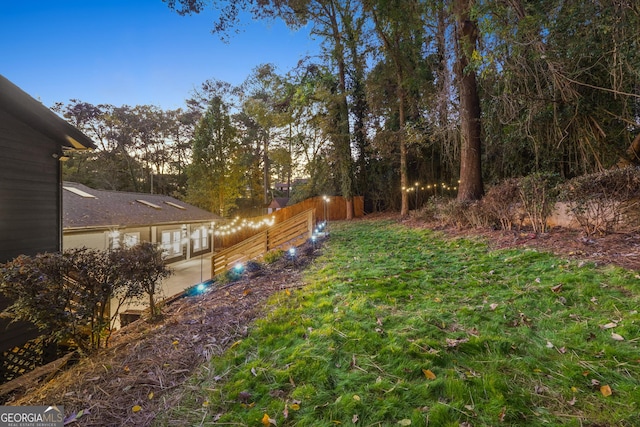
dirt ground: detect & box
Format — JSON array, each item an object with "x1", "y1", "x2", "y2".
[{"x1": 3, "y1": 216, "x2": 639, "y2": 426}]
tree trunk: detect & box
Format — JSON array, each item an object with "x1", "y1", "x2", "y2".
[{"x1": 454, "y1": 0, "x2": 484, "y2": 201}]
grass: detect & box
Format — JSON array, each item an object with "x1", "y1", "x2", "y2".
[{"x1": 159, "y1": 220, "x2": 640, "y2": 426}]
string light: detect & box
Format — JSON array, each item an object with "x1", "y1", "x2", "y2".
[{"x1": 213, "y1": 215, "x2": 276, "y2": 236}]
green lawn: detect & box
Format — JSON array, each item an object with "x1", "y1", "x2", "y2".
[{"x1": 161, "y1": 220, "x2": 640, "y2": 426}]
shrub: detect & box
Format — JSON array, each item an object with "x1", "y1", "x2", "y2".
[
  {"x1": 263, "y1": 249, "x2": 284, "y2": 264},
  {"x1": 0, "y1": 249, "x2": 129, "y2": 352},
  {"x1": 0, "y1": 244, "x2": 172, "y2": 352},
  {"x1": 436, "y1": 198, "x2": 473, "y2": 229},
  {"x1": 559, "y1": 167, "x2": 640, "y2": 235},
  {"x1": 517, "y1": 173, "x2": 561, "y2": 233},
  {"x1": 120, "y1": 242, "x2": 173, "y2": 320},
  {"x1": 481, "y1": 178, "x2": 521, "y2": 230}
]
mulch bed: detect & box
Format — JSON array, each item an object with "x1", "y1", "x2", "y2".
[
  {"x1": 3, "y1": 242, "x2": 321, "y2": 426},
  {"x1": 3, "y1": 216, "x2": 640, "y2": 426}
]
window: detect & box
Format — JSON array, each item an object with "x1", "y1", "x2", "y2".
[
  {"x1": 161, "y1": 230, "x2": 182, "y2": 257},
  {"x1": 108, "y1": 231, "x2": 121, "y2": 250},
  {"x1": 192, "y1": 226, "x2": 209, "y2": 251},
  {"x1": 123, "y1": 232, "x2": 140, "y2": 248}
]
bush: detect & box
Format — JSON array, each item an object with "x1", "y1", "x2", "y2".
[
  {"x1": 436, "y1": 198, "x2": 473, "y2": 229},
  {"x1": 517, "y1": 173, "x2": 561, "y2": 233},
  {"x1": 0, "y1": 244, "x2": 172, "y2": 353},
  {"x1": 263, "y1": 249, "x2": 284, "y2": 264},
  {"x1": 559, "y1": 167, "x2": 640, "y2": 235},
  {"x1": 481, "y1": 178, "x2": 521, "y2": 230}
]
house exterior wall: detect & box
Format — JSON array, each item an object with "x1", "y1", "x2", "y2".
[
  {"x1": 0, "y1": 110, "x2": 61, "y2": 353},
  {"x1": 0, "y1": 110, "x2": 62, "y2": 261}
]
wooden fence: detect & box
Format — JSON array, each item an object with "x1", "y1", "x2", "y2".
[
  {"x1": 214, "y1": 196, "x2": 363, "y2": 250},
  {"x1": 211, "y1": 208, "x2": 316, "y2": 277}
]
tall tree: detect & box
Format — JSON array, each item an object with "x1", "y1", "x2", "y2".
[
  {"x1": 187, "y1": 95, "x2": 243, "y2": 215},
  {"x1": 453, "y1": 0, "x2": 484, "y2": 201}
]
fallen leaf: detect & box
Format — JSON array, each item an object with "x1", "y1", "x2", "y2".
[
  {"x1": 601, "y1": 322, "x2": 617, "y2": 329},
  {"x1": 568, "y1": 396, "x2": 577, "y2": 406},
  {"x1": 283, "y1": 404, "x2": 289, "y2": 419},
  {"x1": 243, "y1": 289, "x2": 252, "y2": 296},
  {"x1": 600, "y1": 385, "x2": 612, "y2": 397},
  {"x1": 498, "y1": 406, "x2": 506, "y2": 422},
  {"x1": 571, "y1": 386, "x2": 578, "y2": 393},
  {"x1": 490, "y1": 303, "x2": 499, "y2": 311},
  {"x1": 546, "y1": 341, "x2": 554, "y2": 348},
  {"x1": 251, "y1": 367, "x2": 258, "y2": 376},
  {"x1": 422, "y1": 369, "x2": 437, "y2": 380},
  {"x1": 353, "y1": 414, "x2": 359, "y2": 423},
  {"x1": 446, "y1": 337, "x2": 469, "y2": 347},
  {"x1": 353, "y1": 394, "x2": 361, "y2": 401},
  {"x1": 285, "y1": 289, "x2": 291, "y2": 296},
  {"x1": 611, "y1": 333, "x2": 625, "y2": 341},
  {"x1": 290, "y1": 402, "x2": 300, "y2": 411},
  {"x1": 132, "y1": 405, "x2": 142, "y2": 413},
  {"x1": 550, "y1": 283, "x2": 563, "y2": 293},
  {"x1": 398, "y1": 419, "x2": 412, "y2": 426},
  {"x1": 434, "y1": 297, "x2": 442, "y2": 303},
  {"x1": 148, "y1": 392, "x2": 154, "y2": 400},
  {"x1": 262, "y1": 413, "x2": 277, "y2": 426}
]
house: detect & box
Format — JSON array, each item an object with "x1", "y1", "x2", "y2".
[
  {"x1": 63, "y1": 182, "x2": 221, "y2": 262},
  {"x1": 0, "y1": 75, "x2": 96, "y2": 370},
  {"x1": 62, "y1": 182, "x2": 222, "y2": 326},
  {"x1": 267, "y1": 197, "x2": 290, "y2": 213}
]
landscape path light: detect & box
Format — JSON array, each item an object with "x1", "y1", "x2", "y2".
[{"x1": 323, "y1": 196, "x2": 330, "y2": 228}]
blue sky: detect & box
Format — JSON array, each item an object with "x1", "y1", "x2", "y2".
[{"x1": 1, "y1": 0, "x2": 320, "y2": 110}]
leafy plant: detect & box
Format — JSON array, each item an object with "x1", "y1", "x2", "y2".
[
  {"x1": 559, "y1": 167, "x2": 640, "y2": 235},
  {"x1": 119, "y1": 242, "x2": 173, "y2": 320},
  {"x1": 517, "y1": 173, "x2": 561, "y2": 233},
  {"x1": 263, "y1": 249, "x2": 284, "y2": 264},
  {"x1": 481, "y1": 178, "x2": 522, "y2": 230},
  {"x1": 0, "y1": 249, "x2": 127, "y2": 352},
  {"x1": 0, "y1": 244, "x2": 172, "y2": 352}
]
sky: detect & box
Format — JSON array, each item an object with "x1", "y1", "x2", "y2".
[{"x1": 1, "y1": 0, "x2": 320, "y2": 111}]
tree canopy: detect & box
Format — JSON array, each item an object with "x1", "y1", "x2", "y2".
[{"x1": 58, "y1": 0, "x2": 639, "y2": 214}]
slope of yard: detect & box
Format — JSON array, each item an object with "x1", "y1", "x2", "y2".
[
  {"x1": 5, "y1": 218, "x2": 640, "y2": 426},
  {"x1": 160, "y1": 220, "x2": 639, "y2": 426}
]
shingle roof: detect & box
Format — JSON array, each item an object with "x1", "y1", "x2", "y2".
[
  {"x1": 269, "y1": 197, "x2": 290, "y2": 209},
  {"x1": 63, "y1": 182, "x2": 220, "y2": 229}
]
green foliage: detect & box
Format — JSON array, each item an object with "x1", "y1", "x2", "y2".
[
  {"x1": 263, "y1": 249, "x2": 284, "y2": 264},
  {"x1": 165, "y1": 221, "x2": 640, "y2": 426},
  {"x1": 0, "y1": 244, "x2": 172, "y2": 352},
  {"x1": 559, "y1": 167, "x2": 640, "y2": 235},
  {"x1": 186, "y1": 95, "x2": 243, "y2": 216},
  {"x1": 119, "y1": 242, "x2": 173, "y2": 320}
]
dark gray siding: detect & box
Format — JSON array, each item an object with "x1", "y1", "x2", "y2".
[
  {"x1": 0, "y1": 109, "x2": 61, "y2": 261},
  {"x1": 0, "y1": 109, "x2": 60, "y2": 352}
]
